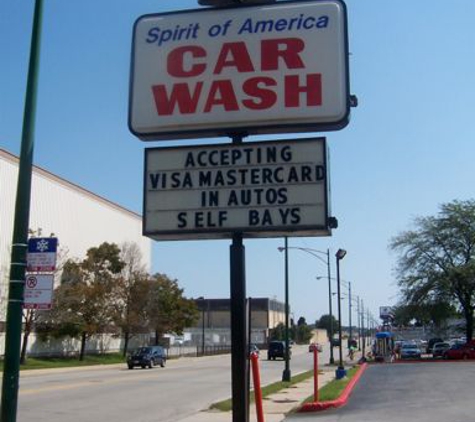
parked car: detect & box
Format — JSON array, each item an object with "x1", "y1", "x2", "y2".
[
  {"x1": 308, "y1": 342, "x2": 323, "y2": 353},
  {"x1": 443, "y1": 342, "x2": 475, "y2": 360},
  {"x1": 400, "y1": 343, "x2": 422, "y2": 359},
  {"x1": 127, "y1": 346, "x2": 167, "y2": 369},
  {"x1": 426, "y1": 337, "x2": 444, "y2": 354},
  {"x1": 267, "y1": 341, "x2": 291, "y2": 360},
  {"x1": 331, "y1": 338, "x2": 341, "y2": 347},
  {"x1": 432, "y1": 342, "x2": 451, "y2": 358}
]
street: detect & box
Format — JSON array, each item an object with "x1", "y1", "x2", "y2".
[{"x1": 17, "y1": 345, "x2": 320, "y2": 422}]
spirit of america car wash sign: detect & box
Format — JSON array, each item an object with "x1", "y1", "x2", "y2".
[{"x1": 129, "y1": 0, "x2": 350, "y2": 140}]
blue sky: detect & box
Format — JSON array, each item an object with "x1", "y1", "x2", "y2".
[{"x1": 1, "y1": 0, "x2": 474, "y2": 325}]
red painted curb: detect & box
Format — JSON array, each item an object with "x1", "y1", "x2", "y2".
[{"x1": 299, "y1": 363, "x2": 368, "y2": 412}]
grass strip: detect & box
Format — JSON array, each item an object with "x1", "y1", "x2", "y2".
[
  {"x1": 210, "y1": 369, "x2": 316, "y2": 412},
  {"x1": 303, "y1": 366, "x2": 359, "y2": 403},
  {"x1": 3, "y1": 353, "x2": 127, "y2": 371}
]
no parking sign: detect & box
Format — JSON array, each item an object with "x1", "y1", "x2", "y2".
[{"x1": 24, "y1": 274, "x2": 55, "y2": 310}]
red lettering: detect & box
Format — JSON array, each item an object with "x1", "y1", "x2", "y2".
[
  {"x1": 204, "y1": 80, "x2": 239, "y2": 112},
  {"x1": 152, "y1": 83, "x2": 203, "y2": 115},
  {"x1": 261, "y1": 38, "x2": 305, "y2": 71},
  {"x1": 214, "y1": 42, "x2": 255, "y2": 74},
  {"x1": 167, "y1": 46, "x2": 206, "y2": 77},
  {"x1": 285, "y1": 74, "x2": 322, "y2": 107},
  {"x1": 242, "y1": 77, "x2": 277, "y2": 110}
]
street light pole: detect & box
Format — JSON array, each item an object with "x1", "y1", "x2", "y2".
[
  {"x1": 278, "y1": 246, "x2": 333, "y2": 365},
  {"x1": 325, "y1": 249, "x2": 335, "y2": 365},
  {"x1": 335, "y1": 249, "x2": 347, "y2": 379},
  {"x1": 348, "y1": 281, "x2": 352, "y2": 348},
  {"x1": 197, "y1": 297, "x2": 205, "y2": 356},
  {"x1": 356, "y1": 295, "x2": 361, "y2": 351},
  {"x1": 282, "y1": 237, "x2": 291, "y2": 382},
  {"x1": 278, "y1": 245, "x2": 335, "y2": 368},
  {"x1": 361, "y1": 299, "x2": 366, "y2": 358}
]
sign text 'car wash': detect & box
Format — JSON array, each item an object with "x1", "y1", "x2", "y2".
[
  {"x1": 130, "y1": 0, "x2": 349, "y2": 140},
  {"x1": 144, "y1": 138, "x2": 329, "y2": 240}
]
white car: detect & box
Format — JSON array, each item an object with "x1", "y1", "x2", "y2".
[{"x1": 432, "y1": 342, "x2": 451, "y2": 358}]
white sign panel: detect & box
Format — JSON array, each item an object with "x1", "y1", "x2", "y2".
[
  {"x1": 24, "y1": 274, "x2": 54, "y2": 310},
  {"x1": 130, "y1": 0, "x2": 349, "y2": 140},
  {"x1": 144, "y1": 138, "x2": 329, "y2": 240}
]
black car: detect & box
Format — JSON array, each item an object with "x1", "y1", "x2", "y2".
[
  {"x1": 267, "y1": 341, "x2": 291, "y2": 360},
  {"x1": 127, "y1": 346, "x2": 167, "y2": 369}
]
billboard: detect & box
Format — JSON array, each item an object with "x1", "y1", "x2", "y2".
[
  {"x1": 144, "y1": 138, "x2": 330, "y2": 240},
  {"x1": 129, "y1": 0, "x2": 349, "y2": 140}
]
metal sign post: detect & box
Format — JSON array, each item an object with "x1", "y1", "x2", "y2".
[
  {"x1": 230, "y1": 231, "x2": 248, "y2": 422},
  {"x1": 1, "y1": 1, "x2": 44, "y2": 421},
  {"x1": 229, "y1": 133, "x2": 249, "y2": 422}
]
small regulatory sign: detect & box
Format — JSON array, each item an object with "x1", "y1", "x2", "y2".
[
  {"x1": 129, "y1": 0, "x2": 349, "y2": 140},
  {"x1": 27, "y1": 237, "x2": 58, "y2": 272},
  {"x1": 144, "y1": 137, "x2": 330, "y2": 240},
  {"x1": 24, "y1": 274, "x2": 55, "y2": 310}
]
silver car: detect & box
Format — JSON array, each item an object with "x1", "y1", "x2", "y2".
[
  {"x1": 400, "y1": 343, "x2": 422, "y2": 359},
  {"x1": 432, "y1": 342, "x2": 451, "y2": 358}
]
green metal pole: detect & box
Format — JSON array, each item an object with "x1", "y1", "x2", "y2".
[{"x1": 1, "y1": 1, "x2": 44, "y2": 421}]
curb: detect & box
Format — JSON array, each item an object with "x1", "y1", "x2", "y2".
[{"x1": 298, "y1": 363, "x2": 368, "y2": 412}]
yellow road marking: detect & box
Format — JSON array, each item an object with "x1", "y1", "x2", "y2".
[{"x1": 20, "y1": 371, "x2": 159, "y2": 396}]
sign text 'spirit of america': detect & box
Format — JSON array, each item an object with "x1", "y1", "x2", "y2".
[
  {"x1": 144, "y1": 138, "x2": 329, "y2": 240},
  {"x1": 130, "y1": 0, "x2": 349, "y2": 140}
]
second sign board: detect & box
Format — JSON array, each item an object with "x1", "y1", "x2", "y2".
[{"x1": 144, "y1": 138, "x2": 330, "y2": 240}]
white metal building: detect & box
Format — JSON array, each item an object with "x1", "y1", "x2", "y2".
[{"x1": 0, "y1": 148, "x2": 152, "y2": 323}]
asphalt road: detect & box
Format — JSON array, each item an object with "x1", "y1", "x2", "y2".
[
  {"x1": 287, "y1": 362, "x2": 475, "y2": 422},
  {"x1": 16, "y1": 345, "x2": 322, "y2": 422}
]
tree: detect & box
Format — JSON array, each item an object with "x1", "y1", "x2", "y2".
[
  {"x1": 20, "y1": 309, "x2": 37, "y2": 365},
  {"x1": 392, "y1": 301, "x2": 457, "y2": 329},
  {"x1": 390, "y1": 199, "x2": 475, "y2": 341},
  {"x1": 146, "y1": 273, "x2": 198, "y2": 344},
  {"x1": 37, "y1": 242, "x2": 125, "y2": 360},
  {"x1": 293, "y1": 317, "x2": 312, "y2": 344},
  {"x1": 268, "y1": 322, "x2": 287, "y2": 341},
  {"x1": 316, "y1": 314, "x2": 339, "y2": 340},
  {"x1": 110, "y1": 242, "x2": 150, "y2": 356}
]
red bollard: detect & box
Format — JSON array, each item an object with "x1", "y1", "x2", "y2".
[
  {"x1": 250, "y1": 352, "x2": 265, "y2": 422},
  {"x1": 313, "y1": 348, "x2": 319, "y2": 402}
]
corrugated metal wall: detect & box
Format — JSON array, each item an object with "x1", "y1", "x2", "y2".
[{"x1": 0, "y1": 149, "x2": 152, "y2": 321}]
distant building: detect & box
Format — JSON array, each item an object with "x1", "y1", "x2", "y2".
[
  {"x1": 188, "y1": 297, "x2": 288, "y2": 346},
  {"x1": 0, "y1": 148, "x2": 152, "y2": 326}
]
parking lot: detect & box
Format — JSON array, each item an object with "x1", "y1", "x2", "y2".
[{"x1": 287, "y1": 361, "x2": 475, "y2": 422}]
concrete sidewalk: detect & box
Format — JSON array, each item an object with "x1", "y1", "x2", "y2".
[{"x1": 182, "y1": 355, "x2": 362, "y2": 422}]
